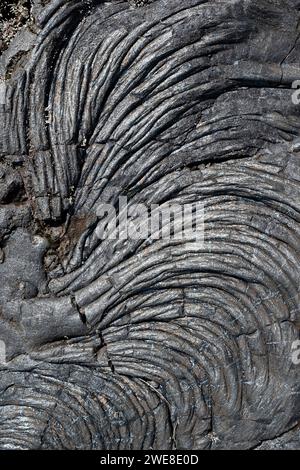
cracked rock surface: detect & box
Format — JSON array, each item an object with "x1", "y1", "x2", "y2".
[{"x1": 1, "y1": 0, "x2": 300, "y2": 450}]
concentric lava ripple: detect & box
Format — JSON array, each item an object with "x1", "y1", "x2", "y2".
[{"x1": 0, "y1": 0, "x2": 300, "y2": 450}]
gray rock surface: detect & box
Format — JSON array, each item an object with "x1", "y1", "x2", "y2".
[{"x1": 0, "y1": 0, "x2": 300, "y2": 450}]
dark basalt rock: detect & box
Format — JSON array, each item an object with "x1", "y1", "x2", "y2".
[{"x1": 0, "y1": 0, "x2": 300, "y2": 450}]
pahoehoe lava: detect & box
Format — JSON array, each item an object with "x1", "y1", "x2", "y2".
[{"x1": 1, "y1": 0, "x2": 300, "y2": 450}]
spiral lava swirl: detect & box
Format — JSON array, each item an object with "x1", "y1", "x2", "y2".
[{"x1": 1, "y1": 0, "x2": 300, "y2": 450}]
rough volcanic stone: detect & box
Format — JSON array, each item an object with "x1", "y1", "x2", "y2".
[{"x1": 0, "y1": 0, "x2": 300, "y2": 450}]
